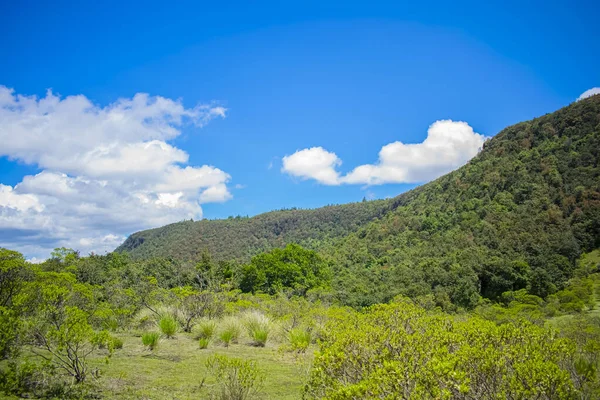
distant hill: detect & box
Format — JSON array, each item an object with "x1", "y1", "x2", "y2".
[
  {"x1": 116, "y1": 199, "x2": 394, "y2": 262},
  {"x1": 118, "y1": 96, "x2": 600, "y2": 307}
]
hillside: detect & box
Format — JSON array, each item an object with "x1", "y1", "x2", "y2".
[
  {"x1": 117, "y1": 199, "x2": 394, "y2": 261},
  {"x1": 326, "y1": 95, "x2": 600, "y2": 307},
  {"x1": 118, "y1": 95, "x2": 600, "y2": 308}
]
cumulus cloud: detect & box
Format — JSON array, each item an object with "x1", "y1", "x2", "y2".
[
  {"x1": 282, "y1": 120, "x2": 487, "y2": 186},
  {"x1": 577, "y1": 87, "x2": 600, "y2": 101},
  {"x1": 0, "y1": 86, "x2": 231, "y2": 259},
  {"x1": 281, "y1": 147, "x2": 341, "y2": 185}
]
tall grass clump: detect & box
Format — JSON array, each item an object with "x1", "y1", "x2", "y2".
[
  {"x1": 198, "y1": 338, "x2": 210, "y2": 349},
  {"x1": 194, "y1": 319, "x2": 216, "y2": 341},
  {"x1": 158, "y1": 315, "x2": 178, "y2": 338},
  {"x1": 205, "y1": 354, "x2": 264, "y2": 400},
  {"x1": 219, "y1": 317, "x2": 241, "y2": 347},
  {"x1": 243, "y1": 311, "x2": 271, "y2": 347},
  {"x1": 141, "y1": 332, "x2": 160, "y2": 351},
  {"x1": 288, "y1": 327, "x2": 311, "y2": 352}
]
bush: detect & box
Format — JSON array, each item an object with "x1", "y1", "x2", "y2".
[
  {"x1": 288, "y1": 328, "x2": 311, "y2": 352},
  {"x1": 141, "y1": 332, "x2": 160, "y2": 351},
  {"x1": 194, "y1": 319, "x2": 216, "y2": 340},
  {"x1": 159, "y1": 315, "x2": 178, "y2": 338},
  {"x1": 199, "y1": 338, "x2": 210, "y2": 349},
  {"x1": 205, "y1": 354, "x2": 264, "y2": 400},
  {"x1": 243, "y1": 311, "x2": 270, "y2": 347},
  {"x1": 112, "y1": 337, "x2": 124, "y2": 350},
  {"x1": 0, "y1": 360, "x2": 84, "y2": 399}
]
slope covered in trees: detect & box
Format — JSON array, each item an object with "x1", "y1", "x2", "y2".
[
  {"x1": 326, "y1": 95, "x2": 600, "y2": 307},
  {"x1": 118, "y1": 95, "x2": 600, "y2": 308},
  {"x1": 117, "y1": 199, "x2": 393, "y2": 262}
]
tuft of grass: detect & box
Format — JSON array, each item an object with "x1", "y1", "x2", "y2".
[
  {"x1": 198, "y1": 338, "x2": 210, "y2": 349},
  {"x1": 244, "y1": 311, "x2": 271, "y2": 347},
  {"x1": 288, "y1": 328, "x2": 311, "y2": 352},
  {"x1": 194, "y1": 319, "x2": 216, "y2": 340},
  {"x1": 159, "y1": 315, "x2": 178, "y2": 338},
  {"x1": 219, "y1": 318, "x2": 241, "y2": 347},
  {"x1": 141, "y1": 332, "x2": 160, "y2": 351}
]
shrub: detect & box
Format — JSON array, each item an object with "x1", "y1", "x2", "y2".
[
  {"x1": 159, "y1": 315, "x2": 178, "y2": 338},
  {"x1": 243, "y1": 311, "x2": 270, "y2": 347},
  {"x1": 194, "y1": 319, "x2": 216, "y2": 340},
  {"x1": 112, "y1": 337, "x2": 124, "y2": 350},
  {"x1": 205, "y1": 354, "x2": 264, "y2": 400},
  {"x1": 288, "y1": 328, "x2": 311, "y2": 352},
  {"x1": 0, "y1": 360, "x2": 84, "y2": 399},
  {"x1": 141, "y1": 332, "x2": 160, "y2": 351},
  {"x1": 199, "y1": 338, "x2": 210, "y2": 349}
]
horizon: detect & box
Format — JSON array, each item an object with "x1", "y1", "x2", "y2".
[{"x1": 1, "y1": 0, "x2": 599, "y2": 260}]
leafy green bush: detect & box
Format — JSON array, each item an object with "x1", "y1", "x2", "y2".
[
  {"x1": 305, "y1": 298, "x2": 589, "y2": 399},
  {"x1": 288, "y1": 327, "x2": 311, "y2": 352},
  {"x1": 205, "y1": 354, "x2": 264, "y2": 400},
  {"x1": 243, "y1": 311, "x2": 270, "y2": 347},
  {"x1": 199, "y1": 338, "x2": 210, "y2": 349},
  {"x1": 158, "y1": 315, "x2": 178, "y2": 338},
  {"x1": 112, "y1": 336, "x2": 124, "y2": 350},
  {"x1": 141, "y1": 332, "x2": 160, "y2": 351}
]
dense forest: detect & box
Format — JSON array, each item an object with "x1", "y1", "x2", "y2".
[
  {"x1": 1, "y1": 96, "x2": 599, "y2": 399},
  {"x1": 117, "y1": 200, "x2": 393, "y2": 262}
]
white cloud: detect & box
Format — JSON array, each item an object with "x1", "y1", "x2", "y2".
[
  {"x1": 0, "y1": 86, "x2": 231, "y2": 259},
  {"x1": 199, "y1": 184, "x2": 233, "y2": 203},
  {"x1": 0, "y1": 184, "x2": 44, "y2": 212},
  {"x1": 282, "y1": 120, "x2": 487, "y2": 186},
  {"x1": 577, "y1": 87, "x2": 600, "y2": 101},
  {"x1": 281, "y1": 147, "x2": 341, "y2": 185}
]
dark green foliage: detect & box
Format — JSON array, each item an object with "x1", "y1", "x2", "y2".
[
  {"x1": 325, "y1": 95, "x2": 600, "y2": 307},
  {"x1": 239, "y1": 244, "x2": 331, "y2": 295},
  {"x1": 117, "y1": 200, "x2": 393, "y2": 262}
]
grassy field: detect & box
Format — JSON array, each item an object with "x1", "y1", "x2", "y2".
[{"x1": 85, "y1": 332, "x2": 311, "y2": 399}]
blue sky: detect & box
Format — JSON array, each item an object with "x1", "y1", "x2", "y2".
[{"x1": 0, "y1": 0, "x2": 598, "y2": 259}]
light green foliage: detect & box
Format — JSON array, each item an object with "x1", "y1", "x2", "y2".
[
  {"x1": 194, "y1": 319, "x2": 217, "y2": 340},
  {"x1": 158, "y1": 315, "x2": 178, "y2": 338},
  {"x1": 199, "y1": 338, "x2": 210, "y2": 349},
  {"x1": 32, "y1": 306, "x2": 115, "y2": 383},
  {"x1": 171, "y1": 286, "x2": 225, "y2": 332},
  {"x1": 205, "y1": 354, "x2": 265, "y2": 400},
  {"x1": 288, "y1": 327, "x2": 311, "y2": 352},
  {"x1": 219, "y1": 318, "x2": 242, "y2": 347},
  {"x1": 0, "y1": 248, "x2": 30, "y2": 358},
  {"x1": 305, "y1": 299, "x2": 591, "y2": 399},
  {"x1": 243, "y1": 311, "x2": 270, "y2": 347},
  {"x1": 141, "y1": 332, "x2": 160, "y2": 351}
]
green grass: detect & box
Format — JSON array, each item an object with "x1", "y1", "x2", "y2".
[{"x1": 88, "y1": 333, "x2": 310, "y2": 399}]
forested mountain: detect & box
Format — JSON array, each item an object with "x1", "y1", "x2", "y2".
[
  {"x1": 117, "y1": 199, "x2": 394, "y2": 261},
  {"x1": 119, "y1": 95, "x2": 600, "y2": 307},
  {"x1": 326, "y1": 95, "x2": 600, "y2": 307}
]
